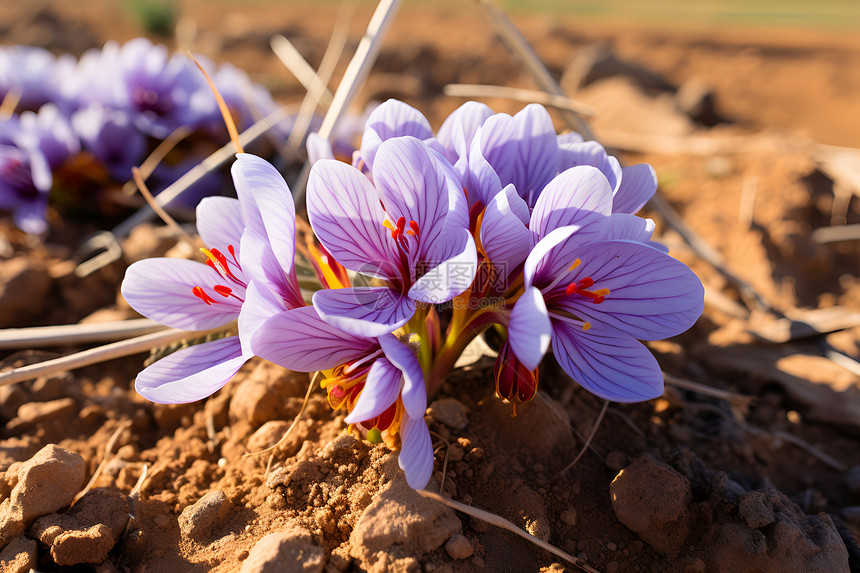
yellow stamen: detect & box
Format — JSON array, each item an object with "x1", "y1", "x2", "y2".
[
  {"x1": 382, "y1": 219, "x2": 397, "y2": 231},
  {"x1": 592, "y1": 288, "x2": 611, "y2": 297},
  {"x1": 583, "y1": 322, "x2": 592, "y2": 331},
  {"x1": 308, "y1": 242, "x2": 346, "y2": 289},
  {"x1": 568, "y1": 258, "x2": 582, "y2": 271},
  {"x1": 200, "y1": 247, "x2": 219, "y2": 267},
  {"x1": 408, "y1": 333, "x2": 421, "y2": 344}
]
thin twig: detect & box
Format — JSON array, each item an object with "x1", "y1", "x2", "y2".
[
  {"x1": 105, "y1": 108, "x2": 289, "y2": 237},
  {"x1": 476, "y1": 0, "x2": 594, "y2": 140},
  {"x1": 811, "y1": 223, "x2": 860, "y2": 244},
  {"x1": 271, "y1": 35, "x2": 335, "y2": 108},
  {"x1": 124, "y1": 463, "x2": 148, "y2": 536},
  {"x1": 121, "y1": 125, "x2": 193, "y2": 197},
  {"x1": 74, "y1": 419, "x2": 133, "y2": 504},
  {"x1": 188, "y1": 51, "x2": 243, "y2": 153},
  {"x1": 444, "y1": 83, "x2": 596, "y2": 117},
  {"x1": 416, "y1": 490, "x2": 601, "y2": 573},
  {"x1": 0, "y1": 89, "x2": 20, "y2": 118},
  {"x1": 662, "y1": 371, "x2": 756, "y2": 410},
  {"x1": 132, "y1": 167, "x2": 199, "y2": 249},
  {"x1": 245, "y1": 372, "x2": 319, "y2": 458},
  {"x1": 0, "y1": 318, "x2": 165, "y2": 350},
  {"x1": 286, "y1": 0, "x2": 356, "y2": 153},
  {"x1": 556, "y1": 400, "x2": 608, "y2": 477},
  {"x1": 0, "y1": 327, "x2": 208, "y2": 387}
]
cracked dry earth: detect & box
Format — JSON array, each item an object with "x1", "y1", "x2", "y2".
[{"x1": 2, "y1": 1, "x2": 860, "y2": 571}]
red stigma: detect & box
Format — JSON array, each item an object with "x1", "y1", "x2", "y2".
[
  {"x1": 213, "y1": 285, "x2": 232, "y2": 297},
  {"x1": 564, "y1": 276, "x2": 605, "y2": 304},
  {"x1": 192, "y1": 286, "x2": 217, "y2": 305}
]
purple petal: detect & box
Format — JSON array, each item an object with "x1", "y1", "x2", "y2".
[
  {"x1": 557, "y1": 131, "x2": 584, "y2": 146},
  {"x1": 121, "y1": 258, "x2": 240, "y2": 330},
  {"x1": 196, "y1": 197, "x2": 244, "y2": 253},
  {"x1": 399, "y1": 415, "x2": 433, "y2": 489},
  {"x1": 232, "y1": 154, "x2": 297, "y2": 281},
  {"x1": 238, "y1": 280, "x2": 289, "y2": 350},
  {"x1": 360, "y1": 99, "x2": 433, "y2": 169},
  {"x1": 508, "y1": 286, "x2": 552, "y2": 371},
  {"x1": 465, "y1": 138, "x2": 503, "y2": 209},
  {"x1": 556, "y1": 240, "x2": 705, "y2": 340},
  {"x1": 409, "y1": 229, "x2": 477, "y2": 304},
  {"x1": 437, "y1": 101, "x2": 494, "y2": 165},
  {"x1": 530, "y1": 165, "x2": 613, "y2": 244},
  {"x1": 240, "y1": 230, "x2": 303, "y2": 309},
  {"x1": 552, "y1": 324, "x2": 663, "y2": 402},
  {"x1": 478, "y1": 104, "x2": 559, "y2": 206},
  {"x1": 614, "y1": 163, "x2": 657, "y2": 214},
  {"x1": 523, "y1": 215, "x2": 609, "y2": 290},
  {"x1": 313, "y1": 286, "x2": 415, "y2": 337},
  {"x1": 480, "y1": 184, "x2": 530, "y2": 272},
  {"x1": 135, "y1": 336, "x2": 247, "y2": 404},
  {"x1": 378, "y1": 334, "x2": 425, "y2": 419},
  {"x1": 307, "y1": 159, "x2": 398, "y2": 277},
  {"x1": 250, "y1": 305, "x2": 377, "y2": 372},
  {"x1": 373, "y1": 137, "x2": 450, "y2": 262},
  {"x1": 344, "y1": 357, "x2": 403, "y2": 424},
  {"x1": 556, "y1": 140, "x2": 619, "y2": 191},
  {"x1": 605, "y1": 214, "x2": 668, "y2": 253},
  {"x1": 306, "y1": 132, "x2": 334, "y2": 164}
]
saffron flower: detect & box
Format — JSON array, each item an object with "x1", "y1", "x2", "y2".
[
  {"x1": 251, "y1": 305, "x2": 433, "y2": 489},
  {"x1": 121, "y1": 153, "x2": 302, "y2": 403},
  {"x1": 466, "y1": 103, "x2": 656, "y2": 213},
  {"x1": 505, "y1": 170, "x2": 704, "y2": 400},
  {"x1": 307, "y1": 135, "x2": 476, "y2": 337}
]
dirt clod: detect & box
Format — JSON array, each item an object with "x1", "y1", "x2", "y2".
[
  {"x1": 239, "y1": 525, "x2": 327, "y2": 573},
  {"x1": 427, "y1": 398, "x2": 469, "y2": 431},
  {"x1": 178, "y1": 489, "x2": 234, "y2": 540},
  {"x1": 738, "y1": 490, "x2": 775, "y2": 529},
  {"x1": 444, "y1": 533, "x2": 474, "y2": 559},
  {"x1": 610, "y1": 455, "x2": 693, "y2": 556},
  {"x1": 30, "y1": 488, "x2": 129, "y2": 566},
  {"x1": 0, "y1": 444, "x2": 85, "y2": 550},
  {"x1": 0, "y1": 535, "x2": 37, "y2": 573},
  {"x1": 349, "y1": 468, "x2": 461, "y2": 570}
]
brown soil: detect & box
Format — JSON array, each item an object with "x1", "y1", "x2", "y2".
[{"x1": 2, "y1": 1, "x2": 860, "y2": 572}]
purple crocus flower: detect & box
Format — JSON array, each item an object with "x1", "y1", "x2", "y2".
[
  {"x1": 72, "y1": 103, "x2": 146, "y2": 181},
  {"x1": 504, "y1": 169, "x2": 704, "y2": 401},
  {"x1": 0, "y1": 46, "x2": 59, "y2": 111},
  {"x1": 307, "y1": 135, "x2": 475, "y2": 337},
  {"x1": 0, "y1": 144, "x2": 52, "y2": 235},
  {"x1": 121, "y1": 153, "x2": 302, "y2": 403},
  {"x1": 479, "y1": 164, "x2": 666, "y2": 284},
  {"x1": 115, "y1": 38, "x2": 205, "y2": 138},
  {"x1": 251, "y1": 305, "x2": 433, "y2": 489},
  {"x1": 467, "y1": 103, "x2": 656, "y2": 214},
  {"x1": 16, "y1": 104, "x2": 80, "y2": 171}
]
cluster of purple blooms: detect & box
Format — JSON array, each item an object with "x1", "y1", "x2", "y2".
[
  {"x1": 0, "y1": 39, "x2": 289, "y2": 235},
  {"x1": 121, "y1": 99, "x2": 705, "y2": 489}
]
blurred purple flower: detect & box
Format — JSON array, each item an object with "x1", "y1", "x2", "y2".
[
  {"x1": 16, "y1": 104, "x2": 80, "y2": 170},
  {"x1": 72, "y1": 103, "x2": 146, "y2": 180},
  {"x1": 121, "y1": 154, "x2": 303, "y2": 403},
  {"x1": 251, "y1": 305, "x2": 433, "y2": 489},
  {"x1": 0, "y1": 144, "x2": 52, "y2": 235},
  {"x1": 115, "y1": 38, "x2": 206, "y2": 138},
  {"x1": 307, "y1": 136, "x2": 475, "y2": 337},
  {"x1": 0, "y1": 46, "x2": 60, "y2": 111}
]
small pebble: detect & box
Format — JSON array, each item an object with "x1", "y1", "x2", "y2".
[
  {"x1": 445, "y1": 534, "x2": 474, "y2": 560},
  {"x1": 428, "y1": 398, "x2": 469, "y2": 430}
]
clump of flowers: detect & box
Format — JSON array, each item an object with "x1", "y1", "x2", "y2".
[
  {"x1": 0, "y1": 40, "x2": 298, "y2": 235},
  {"x1": 122, "y1": 99, "x2": 705, "y2": 489}
]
